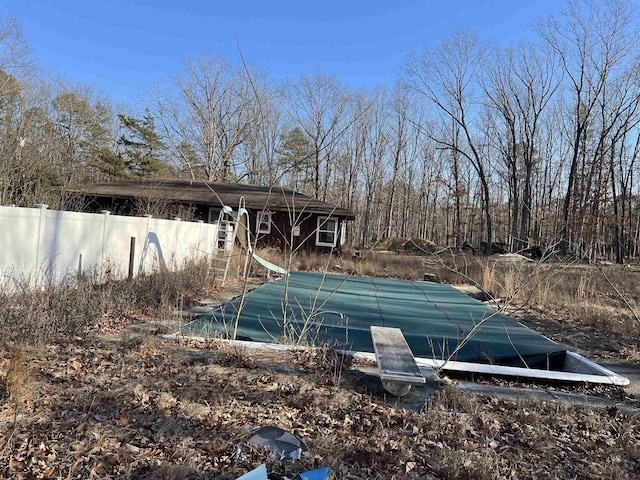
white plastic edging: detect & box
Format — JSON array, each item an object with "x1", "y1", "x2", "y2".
[
  {"x1": 163, "y1": 334, "x2": 631, "y2": 386},
  {"x1": 351, "y1": 351, "x2": 630, "y2": 386}
]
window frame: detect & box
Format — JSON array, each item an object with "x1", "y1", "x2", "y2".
[
  {"x1": 256, "y1": 210, "x2": 272, "y2": 235},
  {"x1": 315, "y1": 216, "x2": 338, "y2": 247}
]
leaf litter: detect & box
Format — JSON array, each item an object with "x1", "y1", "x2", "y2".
[{"x1": 0, "y1": 314, "x2": 639, "y2": 480}]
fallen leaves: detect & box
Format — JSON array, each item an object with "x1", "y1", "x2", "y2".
[
  {"x1": 0, "y1": 326, "x2": 639, "y2": 480},
  {"x1": 67, "y1": 359, "x2": 82, "y2": 374}
]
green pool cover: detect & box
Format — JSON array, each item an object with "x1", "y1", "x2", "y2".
[{"x1": 185, "y1": 271, "x2": 566, "y2": 370}]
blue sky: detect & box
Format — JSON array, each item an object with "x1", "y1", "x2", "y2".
[{"x1": 1, "y1": 0, "x2": 562, "y2": 106}]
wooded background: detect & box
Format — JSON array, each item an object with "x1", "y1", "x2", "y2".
[{"x1": 1, "y1": 0, "x2": 639, "y2": 262}]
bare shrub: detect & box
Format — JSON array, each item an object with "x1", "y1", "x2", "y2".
[
  {"x1": 0, "y1": 345, "x2": 32, "y2": 405},
  {"x1": 480, "y1": 261, "x2": 496, "y2": 293},
  {"x1": 577, "y1": 275, "x2": 596, "y2": 300},
  {"x1": 103, "y1": 257, "x2": 214, "y2": 319},
  {"x1": 0, "y1": 257, "x2": 215, "y2": 345},
  {"x1": 0, "y1": 274, "x2": 104, "y2": 345}
]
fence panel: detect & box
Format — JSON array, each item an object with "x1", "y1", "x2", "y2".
[
  {"x1": 0, "y1": 206, "x2": 219, "y2": 288},
  {"x1": 0, "y1": 206, "x2": 41, "y2": 283},
  {"x1": 43, "y1": 209, "x2": 106, "y2": 279}
]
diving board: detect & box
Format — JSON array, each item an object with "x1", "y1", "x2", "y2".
[{"x1": 371, "y1": 326, "x2": 426, "y2": 396}]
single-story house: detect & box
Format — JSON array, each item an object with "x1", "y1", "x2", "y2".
[{"x1": 69, "y1": 179, "x2": 354, "y2": 252}]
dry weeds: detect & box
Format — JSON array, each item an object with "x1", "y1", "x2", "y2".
[
  {"x1": 1, "y1": 330, "x2": 639, "y2": 479},
  {"x1": 0, "y1": 258, "x2": 218, "y2": 345},
  {"x1": 1, "y1": 251, "x2": 640, "y2": 478}
]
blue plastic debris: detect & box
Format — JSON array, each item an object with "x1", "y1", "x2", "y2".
[
  {"x1": 299, "y1": 466, "x2": 332, "y2": 480},
  {"x1": 237, "y1": 427, "x2": 331, "y2": 480},
  {"x1": 235, "y1": 464, "x2": 268, "y2": 480}
]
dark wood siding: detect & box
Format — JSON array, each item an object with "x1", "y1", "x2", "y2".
[
  {"x1": 78, "y1": 195, "x2": 347, "y2": 253},
  {"x1": 248, "y1": 210, "x2": 345, "y2": 253}
]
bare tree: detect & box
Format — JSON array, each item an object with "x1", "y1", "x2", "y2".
[
  {"x1": 602, "y1": 65, "x2": 640, "y2": 262},
  {"x1": 153, "y1": 56, "x2": 255, "y2": 181},
  {"x1": 432, "y1": 116, "x2": 466, "y2": 246},
  {"x1": 0, "y1": 15, "x2": 35, "y2": 205},
  {"x1": 0, "y1": 15, "x2": 31, "y2": 75},
  {"x1": 236, "y1": 72, "x2": 286, "y2": 185},
  {"x1": 394, "y1": 99, "x2": 428, "y2": 239},
  {"x1": 406, "y1": 30, "x2": 495, "y2": 253},
  {"x1": 333, "y1": 89, "x2": 371, "y2": 213},
  {"x1": 537, "y1": 0, "x2": 638, "y2": 256},
  {"x1": 483, "y1": 42, "x2": 560, "y2": 251},
  {"x1": 285, "y1": 73, "x2": 347, "y2": 201},
  {"x1": 384, "y1": 85, "x2": 412, "y2": 238},
  {"x1": 359, "y1": 89, "x2": 390, "y2": 245}
]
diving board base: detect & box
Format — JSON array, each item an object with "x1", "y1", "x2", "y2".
[{"x1": 371, "y1": 326, "x2": 427, "y2": 396}]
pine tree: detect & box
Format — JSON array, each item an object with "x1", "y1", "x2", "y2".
[{"x1": 118, "y1": 109, "x2": 167, "y2": 178}]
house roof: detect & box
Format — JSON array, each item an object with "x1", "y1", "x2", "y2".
[{"x1": 71, "y1": 179, "x2": 355, "y2": 218}]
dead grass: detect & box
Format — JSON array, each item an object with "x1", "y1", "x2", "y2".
[
  {"x1": 1, "y1": 333, "x2": 638, "y2": 479},
  {"x1": 0, "y1": 274, "x2": 104, "y2": 345},
  {"x1": 256, "y1": 248, "x2": 431, "y2": 280},
  {"x1": 483, "y1": 263, "x2": 640, "y2": 338},
  {"x1": 0, "y1": 258, "x2": 217, "y2": 345},
  {"x1": 1, "y1": 249, "x2": 640, "y2": 477}
]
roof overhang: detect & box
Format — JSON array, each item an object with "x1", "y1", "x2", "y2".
[{"x1": 69, "y1": 179, "x2": 355, "y2": 219}]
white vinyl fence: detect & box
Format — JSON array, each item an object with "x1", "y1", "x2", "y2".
[{"x1": 0, "y1": 205, "x2": 220, "y2": 287}]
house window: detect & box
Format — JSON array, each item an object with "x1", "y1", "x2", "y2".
[
  {"x1": 316, "y1": 216, "x2": 338, "y2": 247},
  {"x1": 208, "y1": 207, "x2": 221, "y2": 224},
  {"x1": 256, "y1": 211, "x2": 272, "y2": 235}
]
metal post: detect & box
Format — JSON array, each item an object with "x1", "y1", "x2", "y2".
[{"x1": 128, "y1": 237, "x2": 136, "y2": 281}]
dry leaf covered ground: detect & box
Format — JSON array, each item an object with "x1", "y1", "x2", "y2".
[
  {"x1": 2, "y1": 257, "x2": 640, "y2": 479},
  {"x1": 1, "y1": 311, "x2": 639, "y2": 479}
]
